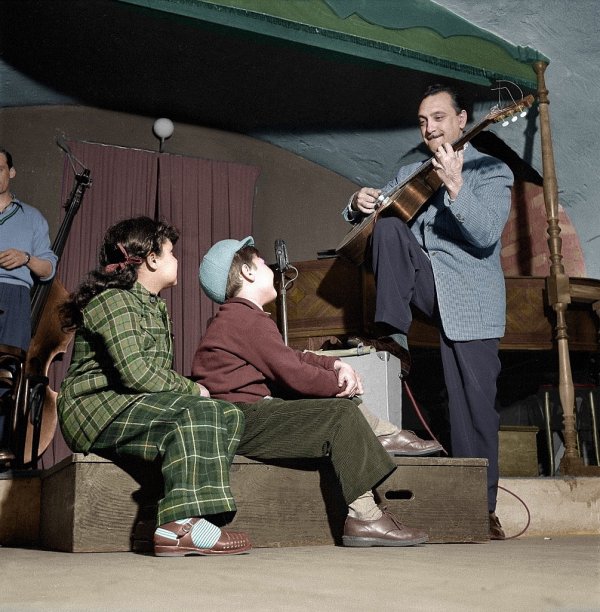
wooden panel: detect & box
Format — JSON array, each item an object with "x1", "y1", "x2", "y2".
[
  {"x1": 271, "y1": 260, "x2": 599, "y2": 353},
  {"x1": 502, "y1": 276, "x2": 599, "y2": 351},
  {"x1": 40, "y1": 457, "x2": 78, "y2": 551},
  {"x1": 266, "y1": 258, "x2": 363, "y2": 348}
]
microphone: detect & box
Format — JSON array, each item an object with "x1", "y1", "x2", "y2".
[{"x1": 275, "y1": 239, "x2": 289, "y2": 272}]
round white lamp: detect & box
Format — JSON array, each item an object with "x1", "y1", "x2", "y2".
[{"x1": 153, "y1": 118, "x2": 174, "y2": 152}]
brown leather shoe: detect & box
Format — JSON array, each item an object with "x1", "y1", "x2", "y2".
[
  {"x1": 343, "y1": 508, "x2": 428, "y2": 547},
  {"x1": 489, "y1": 512, "x2": 506, "y2": 540},
  {"x1": 154, "y1": 518, "x2": 252, "y2": 557},
  {"x1": 378, "y1": 430, "x2": 443, "y2": 456}
]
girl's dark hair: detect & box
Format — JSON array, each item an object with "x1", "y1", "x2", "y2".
[{"x1": 61, "y1": 216, "x2": 179, "y2": 329}]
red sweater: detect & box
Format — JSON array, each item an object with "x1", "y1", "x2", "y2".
[{"x1": 191, "y1": 298, "x2": 340, "y2": 403}]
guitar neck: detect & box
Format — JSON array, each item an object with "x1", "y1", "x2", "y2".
[
  {"x1": 383, "y1": 95, "x2": 535, "y2": 203},
  {"x1": 337, "y1": 95, "x2": 535, "y2": 264}
]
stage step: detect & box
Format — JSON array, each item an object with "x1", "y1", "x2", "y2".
[
  {"x1": 4, "y1": 458, "x2": 599, "y2": 551},
  {"x1": 38, "y1": 453, "x2": 489, "y2": 552}
]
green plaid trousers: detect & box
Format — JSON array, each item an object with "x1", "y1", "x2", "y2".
[{"x1": 92, "y1": 392, "x2": 243, "y2": 526}]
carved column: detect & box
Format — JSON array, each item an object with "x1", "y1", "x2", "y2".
[{"x1": 534, "y1": 61, "x2": 599, "y2": 475}]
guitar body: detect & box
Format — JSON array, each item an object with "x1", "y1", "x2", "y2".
[
  {"x1": 335, "y1": 95, "x2": 535, "y2": 266},
  {"x1": 389, "y1": 169, "x2": 442, "y2": 222},
  {"x1": 335, "y1": 213, "x2": 377, "y2": 266},
  {"x1": 336, "y1": 165, "x2": 442, "y2": 266}
]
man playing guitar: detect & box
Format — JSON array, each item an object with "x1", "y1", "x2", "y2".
[{"x1": 343, "y1": 84, "x2": 514, "y2": 540}]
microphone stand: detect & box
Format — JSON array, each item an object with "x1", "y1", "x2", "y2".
[
  {"x1": 279, "y1": 268, "x2": 289, "y2": 346},
  {"x1": 275, "y1": 264, "x2": 298, "y2": 347},
  {"x1": 274, "y1": 239, "x2": 297, "y2": 346}
]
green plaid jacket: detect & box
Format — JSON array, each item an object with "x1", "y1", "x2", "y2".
[{"x1": 57, "y1": 282, "x2": 199, "y2": 452}]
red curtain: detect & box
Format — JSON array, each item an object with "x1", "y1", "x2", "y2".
[
  {"x1": 156, "y1": 152, "x2": 260, "y2": 373},
  {"x1": 43, "y1": 141, "x2": 260, "y2": 467}
]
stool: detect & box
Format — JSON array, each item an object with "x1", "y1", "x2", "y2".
[
  {"x1": 0, "y1": 344, "x2": 47, "y2": 470},
  {"x1": 0, "y1": 344, "x2": 27, "y2": 466},
  {"x1": 539, "y1": 383, "x2": 599, "y2": 475}
]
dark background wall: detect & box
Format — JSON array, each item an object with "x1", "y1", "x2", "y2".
[
  {"x1": 0, "y1": 105, "x2": 356, "y2": 263},
  {"x1": 1, "y1": 0, "x2": 599, "y2": 272}
]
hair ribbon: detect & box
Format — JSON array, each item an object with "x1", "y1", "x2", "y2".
[{"x1": 104, "y1": 243, "x2": 144, "y2": 273}]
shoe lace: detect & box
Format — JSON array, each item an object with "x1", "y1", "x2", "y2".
[{"x1": 380, "y1": 506, "x2": 405, "y2": 529}]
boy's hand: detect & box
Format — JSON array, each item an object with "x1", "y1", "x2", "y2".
[{"x1": 334, "y1": 361, "x2": 363, "y2": 398}]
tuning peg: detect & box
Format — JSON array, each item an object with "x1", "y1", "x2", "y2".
[{"x1": 502, "y1": 120, "x2": 510, "y2": 127}]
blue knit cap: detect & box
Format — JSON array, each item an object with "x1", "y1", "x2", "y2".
[{"x1": 199, "y1": 236, "x2": 254, "y2": 304}]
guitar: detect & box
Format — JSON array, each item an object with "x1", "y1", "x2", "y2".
[{"x1": 335, "y1": 95, "x2": 535, "y2": 266}]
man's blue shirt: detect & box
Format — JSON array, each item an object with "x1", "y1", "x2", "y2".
[{"x1": 0, "y1": 197, "x2": 57, "y2": 288}]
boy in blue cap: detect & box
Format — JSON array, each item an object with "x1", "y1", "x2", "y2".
[{"x1": 192, "y1": 237, "x2": 432, "y2": 547}]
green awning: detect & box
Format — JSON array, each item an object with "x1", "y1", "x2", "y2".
[{"x1": 117, "y1": 0, "x2": 547, "y2": 89}]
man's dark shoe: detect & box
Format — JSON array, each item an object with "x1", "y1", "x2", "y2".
[
  {"x1": 343, "y1": 507, "x2": 428, "y2": 547},
  {"x1": 378, "y1": 430, "x2": 443, "y2": 456},
  {"x1": 347, "y1": 336, "x2": 411, "y2": 376},
  {"x1": 489, "y1": 512, "x2": 506, "y2": 540}
]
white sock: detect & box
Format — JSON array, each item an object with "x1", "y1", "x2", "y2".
[
  {"x1": 190, "y1": 519, "x2": 221, "y2": 548},
  {"x1": 358, "y1": 402, "x2": 399, "y2": 436},
  {"x1": 347, "y1": 491, "x2": 383, "y2": 521}
]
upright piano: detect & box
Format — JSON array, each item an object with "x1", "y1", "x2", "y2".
[{"x1": 267, "y1": 257, "x2": 599, "y2": 354}]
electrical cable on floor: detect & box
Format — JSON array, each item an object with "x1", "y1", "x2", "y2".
[
  {"x1": 403, "y1": 378, "x2": 531, "y2": 539},
  {"x1": 403, "y1": 379, "x2": 448, "y2": 455},
  {"x1": 496, "y1": 484, "x2": 531, "y2": 539}
]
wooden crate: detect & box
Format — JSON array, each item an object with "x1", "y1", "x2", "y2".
[
  {"x1": 375, "y1": 456, "x2": 489, "y2": 543},
  {"x1": 40, "y1": 453, "x2": 489, "y2": 552},
  {"x1": 40, "y1": 454, "x2": 143, "y2": 553},
  {"x1": 499, "y1": 425, "x2": 539, "y2": 477}
]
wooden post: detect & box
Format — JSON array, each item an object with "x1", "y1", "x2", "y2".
[{"x1": 534, "y1": 61, "x2": 600, "y2": 476}]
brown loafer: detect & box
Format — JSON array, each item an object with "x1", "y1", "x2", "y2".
[
  {"x1": 154, "y1": 518, "x2": 252, "y2": 557},
  {"x1": 378, "y1": 430, "x2": 443, "y2": 456},
  {"x1": 489, "y1": 512, "x2": 506, "y2": 540},
  {"x1": 343, "y1": 508, "x2": 428, "y2": 547}
]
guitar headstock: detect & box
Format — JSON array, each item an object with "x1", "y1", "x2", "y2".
[{"x1": 486, "y1": 94, "x2": 535, "y2": 126}]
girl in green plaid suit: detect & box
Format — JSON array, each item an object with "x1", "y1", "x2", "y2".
[{"x1": 57, "y1": 216, "x2": 251, "y2": 556}]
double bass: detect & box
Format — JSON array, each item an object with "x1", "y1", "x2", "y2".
[{"x1": 14, "y1": 159, "x2": 91, "y2": 468}]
